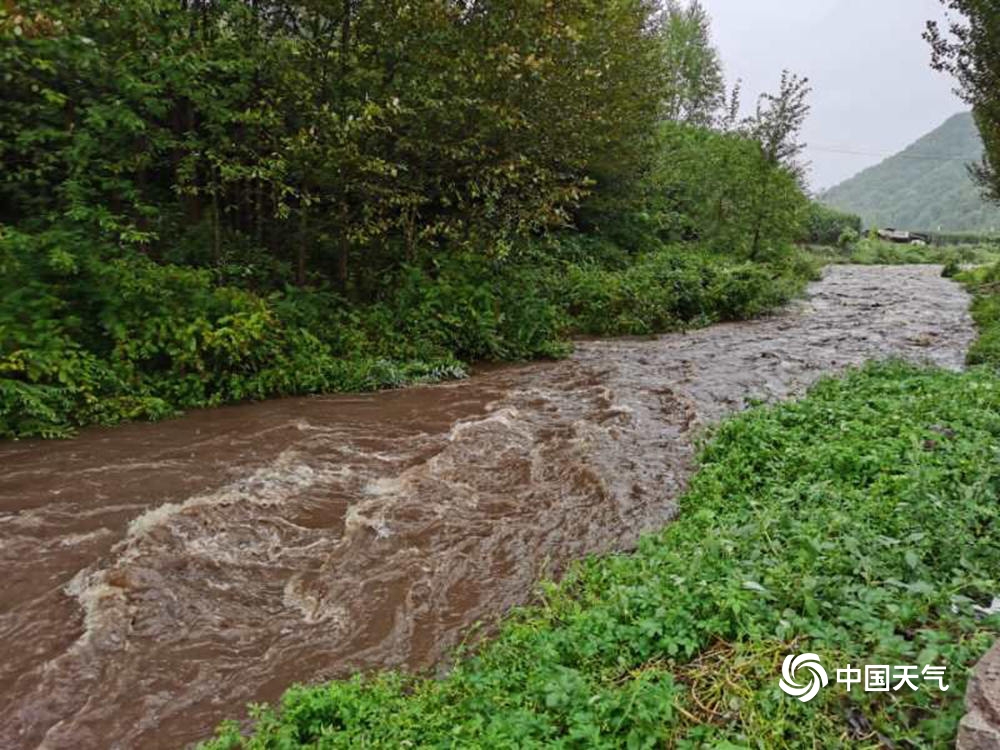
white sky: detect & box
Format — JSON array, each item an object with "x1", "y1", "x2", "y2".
[{"x1": 701, "y1": 0, "x2": 967, "y2": 191}]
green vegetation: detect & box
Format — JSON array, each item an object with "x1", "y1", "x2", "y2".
[
  {"x1": 958, "y1": 262, "x2": 1000, "y2": 368},
  {"x1": 0, "y1": 229, "x2": 811, "y2": 439},
  {"x1": 820, "y1": 112, "x2": 1000, "y2": 233},
  {"x1": 928, "y1": 230, "x2": 1000, "y2": 247},
  {"x1": 929, "y1": 1, "x2": 1000, "y2": 372},
  {"x1": 801, "y1": 202, "x2": 863, "y2": 247},
  {"x1": 0, "y1": 0, "x2": 815, "y2": 440},
  {"x1": 203, "y1": 362, "x2": 1000, "y2": 748},
  {"x1": 807, "y1": 237, "x2": 1000, "y2": 267}
]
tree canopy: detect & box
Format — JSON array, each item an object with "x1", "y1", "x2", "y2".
[{"x1": 1, "y1": 1, "x2": 672, "y2": 281}]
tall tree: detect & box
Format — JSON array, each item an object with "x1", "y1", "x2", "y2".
[
  {"x1": 744, "y1": 70, "x2": 812, "y2": 182},
  {"x1": 926, "y1": 1, "x2": 1000, "y2": 203},
  {"x1": 741, "y1": 71, "x2": 812, "y2": 258},
  {"x1": 660, "y1": 0, "x2": 725, "y2": 127}
]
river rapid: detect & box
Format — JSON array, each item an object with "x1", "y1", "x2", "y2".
[{"x1": 0, "y1": 265, "x2": 975, "y2": 749}]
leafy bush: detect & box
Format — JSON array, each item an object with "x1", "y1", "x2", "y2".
[
  {"x1": 837, "y1": 227, "x2": 860, "y2": 248},
  {"x1": 959, "y1": 262, "x2": 1000, "y2": 368},
  {"x1": 0, "y1": 228, "x2": 466, "y2": 439},
  {"x1": 802, "y1": 202, "x2": 863, "y2": 246},
  {"x1": 202, "y1": 363, "x2": 1000, "y2": 748},
  {"x1": 942, "y1": 259, "x2": 962, "y2": 278},
  {"x1": 0, "y1": 228, "x2": 814, "y2": 439}
]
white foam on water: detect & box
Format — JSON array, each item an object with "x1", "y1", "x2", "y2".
[
  {"x1": 53, "y1": 451, "x2": 330, "y2": 668},
  {"x1": 447, "y1": 407, "x2": 528, "y2": 442},
  {"x1": 124, "y1": 452, "x2": 318, "y2": 544},
  {"x1": 57, "y1": 529, "x2": 112, "y2": 548},
  {"x1": 343, "y1": 502, "x2": 392, "y2": 539},
  {"x1": 362, "y1": 476, "x2": 404, "y2": 497},
  {"x1": 60, "y1": 568, "x2": 131, "y2": 655},
  {"x1": 353, "y1": 408, "x2": 540, "y2": 519},
  {"x1": 282, "y1": 575, "x2": 349, "y2": 626}
]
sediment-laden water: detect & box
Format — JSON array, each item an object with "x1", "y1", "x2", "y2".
[{"x1": 0, "y1": 265, "x2": 975, "y2": 749}]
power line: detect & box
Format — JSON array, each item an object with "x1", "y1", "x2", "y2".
[{"x1": 807, "y1": 144, "x2": 981, "y2": 162}]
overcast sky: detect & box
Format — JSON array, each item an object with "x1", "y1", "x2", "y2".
[{"x1": 700, "y1": 0, "x2": 966, "y2": 191}]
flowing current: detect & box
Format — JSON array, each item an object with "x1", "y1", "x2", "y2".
[{"x1": 0, "y1": 266, "x2": 976, "y2": 749}]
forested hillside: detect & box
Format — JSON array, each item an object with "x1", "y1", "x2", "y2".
[
  {"x1": 0, "y1": 1, "x2": 814, "y2": 439},
  {"x1": 820, "y1": 111, "x2": 1000, "y2": 232}
]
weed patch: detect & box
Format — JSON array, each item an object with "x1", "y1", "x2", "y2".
[{"x1": 959, "y1": 262, "x2": 1000, "y2": 369}]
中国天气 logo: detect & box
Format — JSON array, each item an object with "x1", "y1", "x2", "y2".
[{"x1": 779, "y1": 653, "x2": 829, "y2": 703}]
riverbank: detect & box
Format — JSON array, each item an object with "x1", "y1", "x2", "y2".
[
  {"x1": 0, "y1": 239, "x2": 815, "y2": 440},
  {"x1": 959, "y1": 262, "x2": 1000, "y2": 368},
  {"x1": 807, "y1": 238, "x2": 1000, "y2": 268},
  {"x1": 202, "y1": 282, "x2": 1000, "y2": 747}
]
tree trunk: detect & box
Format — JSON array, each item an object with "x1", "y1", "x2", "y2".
[
  {"x1": 296, "y1": 206, "x2": 308, "y2": 286},
  {"x1": 337, "y1": 202, "x2": 350, "y2": 292},
  {"x1": 255, "y1": 180, "x2": 264, "y2": 247},
  {"x1": 211, "y1": 167, "x2": 221, "y2": 265}
]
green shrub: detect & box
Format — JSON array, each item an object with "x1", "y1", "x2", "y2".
[
  {"x1": 942, "y1": 259, "x2": 962, "y2": 278},
  {"x1": 0, "y1": 229, "x2": 467, "y2": 438},
  {"x1": 802, "y1": 202, "x2": 863, "y2": 246},
  {"x1": 554, "y1": 246, "x2": 809, "y2": 337},
  {"x1": 959, "y1": 263, "x2": 1000, "y2": 368},
  {"x1": 0, "y1": 228, "x2": 814, "y2": 439},
  {"x1": 837, "y1": 227, "x2": 860, "y2": 248}
]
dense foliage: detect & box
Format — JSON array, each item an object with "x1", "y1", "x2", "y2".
[
  {"x1": 0, "y1": 0, "x2": 814, "y2": 439},
  {"x1": 202, "y1": 362, "x2": 1000, "y2": 748},
  {"x1": 0, "y1": 227, "x2": 812, "y2": 439},
  {"x1": 959, "y1": 261, "x2": 1000, "y2": 368},
  {"x1": 639, "y1": 122, "x2": 809, "y2": 254},
  {"x1": 801, "y1": 202, "x2": 862, "y2": 246},
  {"x1": 820, "y1": 112, "x2": 1000, "y2": 233},
  {"x1": 1, "y1": 0, "x2": 667, "y2": 275}
]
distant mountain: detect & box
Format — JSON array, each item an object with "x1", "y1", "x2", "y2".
[{"x1": 819, "y1": 112, "x2": 1000, "y2": 234}]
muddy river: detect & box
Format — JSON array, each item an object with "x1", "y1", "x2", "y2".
[{"x1": 0, "y1": 265, "x2": 975, "y2": 749}]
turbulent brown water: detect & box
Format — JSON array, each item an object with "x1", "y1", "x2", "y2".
[{"x1": 0, "y1": 265, "x2": 976, "y2": 749}]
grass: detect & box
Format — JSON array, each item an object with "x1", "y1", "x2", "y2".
[
  {"x1": 958, "y1": 262, "x2": 1000, "y2": 369},
  {"x1": 202, "y1": 361, "x2": 1000, "y2": 749},
  {"x1": 807, "y1": 238, "x2": 1000, "y2": 267}
]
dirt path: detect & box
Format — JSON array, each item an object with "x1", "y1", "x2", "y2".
[{"x1": 0, "y1": 265, "x2": 974, "y2": 749}]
